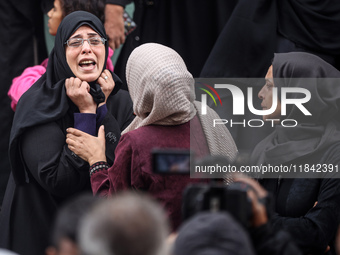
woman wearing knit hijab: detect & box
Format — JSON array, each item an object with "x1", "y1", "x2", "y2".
[
  {"x1": 0, "y1": 11, "x2": 134, "y2": 255},
  {"x1": 252, "y1": 52, "x2": 340, "y2": 254},
  {"x1": 66, "y1": 43, "x2": 237, "y2": 230}
]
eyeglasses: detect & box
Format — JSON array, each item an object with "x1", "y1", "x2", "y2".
[{"x1": 64, "y1": 37, "x2": 106, "y2": 47}]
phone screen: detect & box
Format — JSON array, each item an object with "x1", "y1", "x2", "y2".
[{"x1": 152, "y1": 149, "x2": 192, "y2": 174}]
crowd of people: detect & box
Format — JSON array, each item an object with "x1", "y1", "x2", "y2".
[{"x1": 1, "y1": 1, "x2": 340, "y2": 255}]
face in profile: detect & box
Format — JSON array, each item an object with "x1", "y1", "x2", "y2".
[
  {"x1": 47, "y1": 0, "x2": 63, "y2": 36},
  {"x1": 258, "y1": 65, "x2": 281, "y2": 121},
  {"x1": 65, "y1": 25, "x2": 106, "y2": 82}
]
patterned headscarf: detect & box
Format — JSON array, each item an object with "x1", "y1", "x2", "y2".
[{"x1": 122, "y1": 43, "x2": 196, "y2": 134}]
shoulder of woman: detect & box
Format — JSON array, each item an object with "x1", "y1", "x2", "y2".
[{"x1": 108, "y1": 89, "x2": 133, "y2": 105}]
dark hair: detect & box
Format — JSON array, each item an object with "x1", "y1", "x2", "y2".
[
  {"x1": 59, "y1": 0, "x2": 106, "y2": 23},
  {"x1": 50, "y1": 193, "x2": 102, "y2": 247}
]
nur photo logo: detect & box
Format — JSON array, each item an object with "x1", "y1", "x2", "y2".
[
  {"x1": 197, "y1": 82, "x2": 222, "y2": 115},
  {"x1": 195, "y1": 79, "x2": 312, "y2": 128}
]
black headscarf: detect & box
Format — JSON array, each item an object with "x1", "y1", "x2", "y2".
[
  {"x1": 9, "y1": 11, "x2": 121, "y2": 185},
  {"x1": 252, "y1": 52, "x2": 340, "y2": 165}
]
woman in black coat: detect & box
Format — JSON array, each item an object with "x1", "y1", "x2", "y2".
[{"x1": 0, "y1": 11, "x2": 134, "y2": 255}]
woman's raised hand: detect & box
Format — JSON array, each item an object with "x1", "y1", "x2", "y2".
[
  {"x1": 65, "y1": 77, "x2": 97, "y2": 113},
  {"x1": 97, "y1": 69, "x2": 115, "y2": 107}
]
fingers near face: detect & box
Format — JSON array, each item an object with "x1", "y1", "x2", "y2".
[
  {"x1": 98, "y1": 70, "x2": 115, "y2": 92},
  {"x1": 66, "y1": 77, "x2": 82, "y2": 88},
  {"x1": 101, "y1": 69, "x2": 111, "y2": 82}
]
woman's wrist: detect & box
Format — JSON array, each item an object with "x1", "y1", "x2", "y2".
[
  {"x1": 89, "y1": 156, "x2": 107, "y2": 166},
  {"x1": 89, "y1": 161, "x2": 109, "y2": 177},
  {"x1": 79, "y1": 106, "x2": 97, "y2": 114}
]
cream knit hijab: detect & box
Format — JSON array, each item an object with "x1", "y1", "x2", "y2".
[
  {"x1": 122, "y1": 43, "x2": 196, "y2": 134},
  {"x1": 194, "y1": 101, "x2": 237, "y2": 161},
  {"x1": 122, "y1": 43, "x2": 238, "y2": 161}
]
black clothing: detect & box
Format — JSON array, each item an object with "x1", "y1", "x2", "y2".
[
  {"x1": 0, "y1": 12, "x2": 134, "y2": 255},
  {"x1": 106, "y1": 0, "x2": 126, "y2": 6},
  {"x1": 249, "y1": 223, "x2": 302, "y2": 255},
  {"x1": 260, "y1": 143, "x2": 340, "y2": 255},
  {"x1": 9, "y1": 11, "x2": 121, "y2": 185},
  {"x1": 200, "y1": 0, "x2": 340, "y2": 79},
  {"x1": 198, "y1": 0, "x2": 340, "y2": 156},
  {"x1": 175, "y1": 211, "x2": 302, "y2": 255},
  {"x1": 277, "y1": 0, "x2": 340, "y2": 57},
  {"x1": 109, "y1": 0, "x2": 238, "y2": 90},
  {"x1": 252, "y1": 53, "x2": 340, "y2": 254},
  {"x1": 198, "y1": 0, "x2": 278, "y2": 154},
  {"x1": 200, "y1": 0, "x2": 277, "y2": 78},
  {"x1": 252, "y1": 53, "x2": 340, "y2": 166},
  {"x1": 199, "y1": 1, "x2": 340, "y2": 154},
  {"x1": 0, "y1": 0, "x2": 47, "y2": 208},
  {"x1": 0, "y1": 90, "x2": 133, "y2": 255}
]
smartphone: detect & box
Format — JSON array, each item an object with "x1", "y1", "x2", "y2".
[{"x1": 123, "y1": 11, "x2": 137, "y2": 36}]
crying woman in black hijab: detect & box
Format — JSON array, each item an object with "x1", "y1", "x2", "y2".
[{"x1": 0, "y1": 11, "x2": 134, "y2": 255}]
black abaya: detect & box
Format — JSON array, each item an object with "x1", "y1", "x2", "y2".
[{"x1": 0, "y1": 12, "x2": 134, "y2": 255}]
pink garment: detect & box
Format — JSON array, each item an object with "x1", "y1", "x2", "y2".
[
  {"x1": 106, "y1": 47, "x2": 114, "y2": 73},
  {"x1": 8, "y1": 48, "x2": 115, "y2": 111}
]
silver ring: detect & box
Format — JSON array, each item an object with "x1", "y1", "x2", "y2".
[{"x1": 104, "y1": 76, "x2": 108, "y2": 80}]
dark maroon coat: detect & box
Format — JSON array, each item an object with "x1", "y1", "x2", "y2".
[{"x1": 91, "y1": 116, "x2": 209, "y2": 230}]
